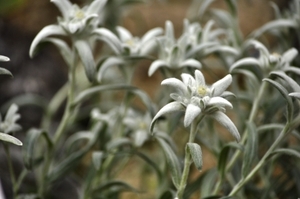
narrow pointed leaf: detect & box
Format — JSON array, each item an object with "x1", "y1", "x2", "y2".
[
  {"x1": 97, "y1": 56, "x2": 124, "y2": 82},
  {"x1": 263, "y1": 78, "x2": 294, "y2": 122},
  {"x1": 184, "y1": 104, "x2": 201, "y2": 127},
  {"x1": 242, "y1": 122, "x2": 258, "y2": 177},
  {"x1": 150, "y1": 102, "x2": 184, "y2": 133},
  {"x1": 0, "y1": 132, "x2": 22, "y2": 146},
  {"x1": 187, "y1": 143, "x2": 203, "y2": 171},
  {"x1": 23, "y1": 129, "x2": 53, "y2": 170},
  {"x1": 92, "y1": 151, "x2": 104, "y2": 170},
  {"x1": 74, "y1": 40, "x2": 96, "y2": 82},
  {"x1": 270, "y1": 71, "x2": 300, "y2": 92},
  {"x1": 93, "y1": 28, "x2": 123, "y2": 54},
  {"x1": 92, "y1": 180, "x2": 141, "y2": 196},
  {"x1": 179, "y1": 59, "x2": 202, "y2": 69},
  {"x1": 0, "y1": 67, "x2": 12, "y2": 76},
  {"x1": 218, "y1": 142, "x2": 243, "y2": 179},
  {"x1": 211, "y1": 111, "x2": 240, "y2": 142},
  {"x1": 157, "y1": 137, "x2": 181, "y2": 189},
  {"x1": 251, "y1": 19, "x2": 297, "y2": 38},
  {"x1": 29, "y1": 25, "x2": 66, "y2": 57},
  {"x1": 148, "y1": 60, "x2": 168, "y2": 76},
  {"x1": 268, "y1": 148, "x2": 300, "y2": 160},
  {"x1": 289, "y1": 92, "x2": 300, "y2": 100}
]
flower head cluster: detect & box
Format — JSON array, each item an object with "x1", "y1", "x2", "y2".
[
  {"x1": 230, "y1": 40, "x2": 299, "y2": 77},
  {"x1": 52, "y1": 0, "x2": 107, "y2": 35},
  {"x1": 0, "y1": 104, "x2": 22, "y2": 146},
  {"x1": 150, "y1": 70, "x2": 240, "y2": 142},
  {"x1": 148, "y1": 21, "x2": 202, "y2": 76}
]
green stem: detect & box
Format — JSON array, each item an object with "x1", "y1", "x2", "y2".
[
  {"x1": 228, "y1": 124, "x2": 290, "y2": 196},
  {"x1": 38, "y1": 46, "x2": 77, "y2": 198},
  {"x1": 226, "y1": 81, "x2": 268, "y2": 171},
  {"x1": 176, "y1": 116, "x2": 204, "y2": 199},
  {"x1": 3, "y1": 144, "x2": 17, "y2": 198}
]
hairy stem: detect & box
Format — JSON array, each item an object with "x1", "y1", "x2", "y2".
[{"x1": 176, "y1": 116, "x2": 204, "y2": 199}]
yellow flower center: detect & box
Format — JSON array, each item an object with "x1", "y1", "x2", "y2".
[
  {"x1": 125, "y1": 39, "x2": 135, "y2": 47},
  {"x1": 139, "y1": 122, "x2": 147, "y2": 129},
  {"x1": 75, "y1": 10, "x2": 85, "y2": 19},
  {"x1": 197, "y1": 86, "x2": 207, "y2": 97}
]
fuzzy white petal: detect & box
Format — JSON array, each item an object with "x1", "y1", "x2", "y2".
[
  {"x1": 211, "y1": 111, "x2": 240, "y2": 142},
  {"x1": 194, "y1": 70, "x2": 205, "y2": 87},
  {"x1": 150, "y1": 102, "x2": 184, "y2": 132},
  {"x1": 207, "y1": 97, "x2": 233, "y2": 108},
  {"x1": 181, "y1": 73, "x2": 195, "y2": 86},
  {"x1": 282, "y1": 48, "x2": 298, "y2": 63},
  {"x1": 162, "y1": 78, "x2": 188, "y2": 95},
  {"x1": 179, "y1": 59, "x2": 202, "y2": 69},
  {"x1": 211, "y1": 74, "x2": 232, "y2": 96},
  {"x1": 51, "y1": 0, "x2": 73, "y2": 19},
  {"x1": 148, "y1": 60, "x2": 169, "y2": 76},
  {"x1": 184, "y1": 103, "x2": 201, "y2": 127},
  {"x1": 116, "y1": 26, "x2": 133, "y2": 42}
]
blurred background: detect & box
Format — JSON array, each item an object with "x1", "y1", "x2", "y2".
[{"x1": 0, "y1": 0, "x2": 294, "y2": 198}]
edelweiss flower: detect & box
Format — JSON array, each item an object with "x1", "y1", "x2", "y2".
[
  {"x1": 52, "y1": 0, "x2": 107, "y2": 34},
  {"x1": 94, "y1": 26, "x2": 163, "y2": 56},
  {"x1": 148, "y1": 21, "x2": 202, "y2": 76},
  {"x1": 123, "y1": 110, "x2": 152, "y2": 147},
  {"x1": 230, "y1": 40, "x2": 299, "y2": 77},
  {"x1": 150, "y1": 70, "x2": 240, "y2": 142},
  {"x1": 0, "y1": 55, "x2": 12, "y2": 76},
  {"x1": 0, "y1": 104, "x2": 22, "y2": 146}
]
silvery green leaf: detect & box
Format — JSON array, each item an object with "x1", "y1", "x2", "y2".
[
  {"x1": 225, "y1": 0, "x2": 237, "y2": 16},
  {"x1": 23, "y1": 128, "x2": 53, "y2": 170},
  {"x1": 211, "y1": 111, "x2": 240, "y2": 142},
  {"x1": 106, "y1": 138, "x2": 132, "y2": 151},
  {"x1": 64, "y1": 131, "x2": 93, "y2": 154},
  {"x1": 5, "y1": 104, "x2": 19, "y2": 121},
  {"x1": 230, "y1": 58, "x2": 263, "y2": 80},
  {"x1": 282, "y1": 48, "x2": 298, "y2": 63},
  {"x1": 0, "y1": 55, "x2": 9, "y2": 62},
  {"x1": 0, "y1": 132, "x2": 22, "y2": 146},
  {"x1": 270, "y1": 1, "x2": 281, "y2": 19},
  {"x1": 161, "y1": 78, "x2": 188, "y2": 95},
  {"x1": 204, "y1": 45, "x2": 239, "y2": 56},
  {"x1": 289, "y1": 92, "x2": 300, "y2": 100},
  {"x1": 165, "y1": 20, "x2": 175, "y2": 41},
  {"x1": 157, "y1": 137, "x2": 181, "y2": 189},
  {"x1": 263, "y1": 78, "x2": 294, "y2": 122},
  {"x1": 92, "y1": 151, "x2": 104, "y2": 170},
  {"x1": 210, "y1": 8, "x2": 234, "y2": 27},
  {"x1": 74, "y1": 40, "x2": 96, "y2": 82},
  {"x1": 231, "y1": 69, "x2": 260, "y2": 87},
  {"x1": 184, "y1": 103, "x2": 201, "y2": 127},
  {"x1": 116, "y1": 26, "x2": 133, "y2": 42},
  {"x1": 211, "y1": 74, "x2": 232, "y2": 96},
  {"x1": 218, "y1": 142, "x2": 243, "y2": 180},
  {"x1": 250, "y1": 19, "x2": 297, "y2": 38},
  {"x1": 0, "y1": 67, "x2": 12, "y2": 76},
  {"x1": 48, "y1": 130, "x2": 99, "y2": 183},
  {"x1": 148, "y1": 60, "x2": 169, "y2": 76},
  {"x1": 268, "y1": 148, "x2": 300, "y2": 160},
  {"x1": 51, "y1": 0, "x2": 73, "y2": 19},
  {"x1": 93, "y1": 28, "x2": 123, "y2": 54},
  {"x1": 91, "y1": 180, "x2": 141, "y2": 196},
  {"x1": 134, "y1": 130, "x2": 148, "y2": 147},
  {"x1": 29, "y1": 24, "x2": 66, "y2": 57},
  {"x1": 246, "y1": 40, "x2": 270, "y2": 56},
  {"x1": 198, "y1": 0, "x2": 216, "y2": 17},
  {"x1": 150, "y1": 101, "x2": 185, "y2": 132},
  {"x1": 141, "y1": 27, "x2": 163, "y2": 44},
  {"x1": 270, "y1": 71, "x2": 300, "y2": 92},
  {"x1": 97, "y1": 56, "x2": 124, "y2": 82},
  {"x1": 202, "y1": 20, "x2": 215, "y2": 42},
  {"x1": 43, "y1": 38, "x2": 73, "y2": 67},
  {"x1": 284, "y1": 66, "x2": 300, "y2": 76},
  {"x1": 179, "y1": 59, "x2": 202, "y2": 69},
  {"x1": 186, "y1": 42, "x2": 217, "y2": 57},
  {"x1": 86, "y1": 0, "x2": 107, "y2": 15},
  {"x1": 207, "y1": 97, "x2": 232, "y2": 108},
  {"x1": 186, "y1": 143, "x2": 203, "y2": 171},
  {"x1": 242, "y1": 122, "x2": 258, "y2": 178}
]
